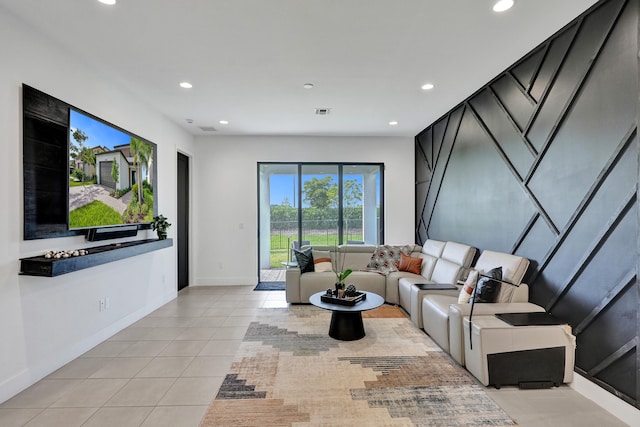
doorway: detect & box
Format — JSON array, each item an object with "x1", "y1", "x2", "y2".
[
  {"x1": 177, "y1": 152, "x2": 190, "y2": 291},
  {"x1": 258, "y1": 162, "x2": 384, "y2": 287}
]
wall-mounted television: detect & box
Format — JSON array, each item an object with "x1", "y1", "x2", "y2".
[{"x1": 23, "y1": 84, "x2": 158, "y2": 240}]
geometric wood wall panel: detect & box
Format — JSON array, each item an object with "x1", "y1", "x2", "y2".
[{"x1": 415, "y1": 0, "x2": 639, "y2": 408}]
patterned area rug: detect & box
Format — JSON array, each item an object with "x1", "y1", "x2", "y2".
[{"x1": 200, "y1": 305, "x2": 518, "y2": 427}]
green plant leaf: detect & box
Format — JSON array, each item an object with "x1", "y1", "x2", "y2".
[{"x1": 339, "y1": 269, "x2": 352, "y2": 281}]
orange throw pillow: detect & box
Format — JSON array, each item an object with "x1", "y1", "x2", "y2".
[{"x1": 398, "y1": 253, "x2": 422, "y2": 275}]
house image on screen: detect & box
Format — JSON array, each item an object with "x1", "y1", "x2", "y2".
[
  {"x1": 72, "y1": 145, "x2": 107, "y2": 179},
  {"x1": 95, "y1": 143, "x2": 149, "y2": 191}
]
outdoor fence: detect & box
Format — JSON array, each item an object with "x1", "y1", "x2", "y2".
[{"x1": 270, "y1": 220, "x2": 363, "y2": 249}]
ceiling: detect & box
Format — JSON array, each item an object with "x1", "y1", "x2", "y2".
[{"x1": 1, "y1": 0, "x2": 600, "y2": 137}]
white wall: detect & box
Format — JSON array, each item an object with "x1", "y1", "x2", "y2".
[
  {"x1": 0, "y1": 8, "x2": 195, "y2": 402},
  {"x1": 192, "y1": 135, "x2": 415, "y2": 285}
]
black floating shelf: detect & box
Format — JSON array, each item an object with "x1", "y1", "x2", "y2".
[{"x1": 20, "y1": 238, "x2": 173, "y2": 277}]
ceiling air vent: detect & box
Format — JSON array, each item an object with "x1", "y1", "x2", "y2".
[
  {"x1": 199, "y1": 126, "x2": 217, "y2": 132},
  {"x1": 315, "y1": 108, "x2": 331, "y2": 115}
]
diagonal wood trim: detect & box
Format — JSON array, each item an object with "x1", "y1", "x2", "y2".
[
  {"x1": 467, "y1": 101, "x2": 560, "y2": 235},
  {"x1": 573, "y1": 269, "x2": 636, "y2": 334},
  {"x1": 486, "y1": 85, "x2": 538, "y2": 157},
  {"x1": 525, "y1": 1, "x2": 626, "y2": 185},
  {"x1": 528, "y1": 124, "x2": 637, "y2": 285},
  {"x1": 424, "y1": 108, "x2": 463, "y2": 236},
  {"x1": 588, "y1": 337, "x2": 638, "y2": 377},
  {"x1": 526, "y1": 45, "x2": 549, "y2": 97},
  {"x1": 523, "y1": 21, "x2": 582, "y2": 143},
  {"x1": 505, "y1": 71, "x2": 537, "y2": 107},
  {"x1": 546, "y1": 190, "x2": 636, "y2": 312},
  {"x1": 512, "y1": 212, "x2": 540, "y2": 255}
]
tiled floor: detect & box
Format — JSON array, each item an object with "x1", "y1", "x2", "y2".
[{"x1": 0, "y1": 286, "x2": 629, "y2": 427}]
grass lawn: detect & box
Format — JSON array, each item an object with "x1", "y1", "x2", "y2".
[
  {"x1": 268, "y1": 232, "x2": 364, "y2": 267},
  {"x1": 69, "y1": 180, "x2": 95, "y2": 187},
  {"x1": 69, "y1": 200, "x2": 122, "y2": 228}
]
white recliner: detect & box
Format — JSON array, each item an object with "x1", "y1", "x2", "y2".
[
  {"x1": 422, "y1": 249, "x2": 537, "y2": 360},
  {"x1": 398, "y1": 240, "x2": 476, "y2": 328}
]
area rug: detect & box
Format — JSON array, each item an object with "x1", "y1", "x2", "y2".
[{"x1": 200, "y1": 305, "x2": 518, "y2": 427}]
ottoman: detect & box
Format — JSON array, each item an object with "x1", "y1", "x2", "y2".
[{"x1": 463, "y1": 315, "x2": 576, "y2": 388}]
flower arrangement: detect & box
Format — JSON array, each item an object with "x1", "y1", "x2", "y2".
[{"x1": 332, "y1": 246, "x2": 352, "y2": 290}]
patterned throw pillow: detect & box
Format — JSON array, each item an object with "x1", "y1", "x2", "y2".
[
  {"x1": 367, "y1": 245, "x2": 414, "y2": 274},
  {"x1": 458, "y1": 269, "x2": 479, "y2": 304},
  {"x1": 313, "y1": 250, "x2": 333, "y2": 272},
  {"x1": 293, "y1": 248, "x2": 314, "y2": 274},
  {"x1": 397, "y1": 253, "x2": 422, "y2": 275}
]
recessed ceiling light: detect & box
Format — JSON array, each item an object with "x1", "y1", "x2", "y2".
[
  {"x1": 179, "y1": 82, "x2": 193, "y2": 89},
  {"x1": 98, "y1": 0, "x2": 116, "y2": 5},
  {"x1": 303, "y1": 83, "x2": 314, "y2": 89},
  {"x1": 219, "y1": 120, "x2": 229, "y2": 125},
  {"x1": 493, "y1": 0, "x2": 514, "y2": 12},
  {"x1": 389, "y1": 121, "x2": 399, "y2": 126},
  {"x1": 421, "y1": 83, "x2": 435, "y2": 91}
]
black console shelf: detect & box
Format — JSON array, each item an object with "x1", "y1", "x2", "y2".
[{"x1": 20, "y1": 238, "x2": 173, "y2": 277}]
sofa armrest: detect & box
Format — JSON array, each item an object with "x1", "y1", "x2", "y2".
[
  {"x1": 285, "y1": 268, "x2": 302, "y2": 303},
  {"x1": 448, "y1": 302, "x2": 546, "y2": 365}
]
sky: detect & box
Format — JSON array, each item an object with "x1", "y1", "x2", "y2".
[
  {"x1": 269, "y1": 174, "x2": 377, "y2": 206},
  {"x1": 69, "y1": 109, "x2": 131, "y2": 151}
]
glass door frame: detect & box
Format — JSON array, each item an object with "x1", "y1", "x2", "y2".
[{"x1": 257, "y1": 162, "x2": 384, "y2": 280}]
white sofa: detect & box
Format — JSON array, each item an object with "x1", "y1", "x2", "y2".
[
  {"x1": 422, "y1": 249, "x2": 544, "y2": 365},
  {"x1": 397, "y1": 240, "x2": 476, "y2": 328},
  {"x1": 285, "y1": 243, "x2": 468, "y2": 305}
]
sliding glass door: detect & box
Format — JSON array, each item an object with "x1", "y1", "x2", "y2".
[
  {"x1": 258, "y1": 163, "x2": 383, "y2": 285},
  {"x1": 301, "y1": 164, "x2": 339, "y2": 246}
]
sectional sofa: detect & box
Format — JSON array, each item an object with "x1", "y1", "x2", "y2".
[
  {"x1": 285, "y1": 241, "x2": 545, "y2": 362},
  {"x1": 285, "y1": 242, "x2": 474, "y2": 305},
  {"x1": 285, "y1": 241, "x2": 576, "y2": 386}
]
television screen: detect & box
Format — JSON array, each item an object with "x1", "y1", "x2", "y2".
[
  {"x1": 22, "y1": 84, "x2": 158, "y2": 240},
  {"x1": 68, "y1": 110, "x2": 157, "y2": 230}
]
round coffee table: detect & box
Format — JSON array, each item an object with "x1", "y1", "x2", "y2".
[{"x1": 309, "y1": 291, "x2": 385, "y2": 341}]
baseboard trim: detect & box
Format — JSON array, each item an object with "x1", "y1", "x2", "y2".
[
  {"x1": 0, "y1": 291, "x2": 176, "y2": 404},
  {"x1": 194, "y1": 277, "x2": 257, "y2": 286},
  {"x1": 570, "y1": 372, "x2": 640, "y2": 427}
]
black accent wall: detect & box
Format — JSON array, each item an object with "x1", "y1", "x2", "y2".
[{"x1": 415, "y1": 0, "x2": 639, "y2": 408}]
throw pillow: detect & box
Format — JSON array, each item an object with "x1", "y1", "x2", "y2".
[
  {"x1": 398, "y1": 253, "x2": 422, "y2": 275},
  {"x1": 293, "y1": 247, "x2": 314, "y2": 274},
  {"x1": 313, "y1": 250, "x2": 333, "y2": 272},
  {"x1": 367, "y1": 245, "x2": 414, "y2": 272},
  {"x1": 458, "y1": 269, "x2": 479, "y2": 304},
  {"x1": 473, "y1": 266, "x2": 502, "y2": 303}
]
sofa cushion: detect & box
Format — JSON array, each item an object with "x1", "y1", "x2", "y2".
[
  {"x1": 330, "y1": 244, "x2": 375, "y2": 271},
  {"x1": 421, "y1": 239, "x2": 446, "y2": 258},
  {"x1": 293, "y1": 247, "x2": 314, "y2": 273},
  {"x1": 474, "y1": 267, "x2": 502, "y2": 303},
  {"x1": 418, "y1": 254, "x2": 437, "y2": 279},
  {"x1": 441, "y1": 241, "x2": 476, "y2": 268},
  {"x1": 422, "y1": 294, "x2": 454, "y2": 352},
  {"x1": 458, "y1": 269, "x2": 479, "y2": 304},
  {"x1": 474, "y1": 250, "x2": 529, "y2": 286},
  {"x1": 430, "y1": 258, "x2": 463, "y2": 284},
  {"x1": 398, "y1": 253, "x2": 422, "y2": 275},
  {"x1": 312, "y1": 250, "x2": 333, "y2": 272}
]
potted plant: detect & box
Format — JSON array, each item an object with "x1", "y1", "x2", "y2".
[
  {"x1": 332, "y1": 247, "x2": 352, "y2": 295},
  {"x1": 152, "y1": 214, "x2": 171, "y2": 240}
]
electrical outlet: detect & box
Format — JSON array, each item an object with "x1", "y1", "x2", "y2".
[{"x1": 99, "y1": 298, "x2": 106, "y2": 312}]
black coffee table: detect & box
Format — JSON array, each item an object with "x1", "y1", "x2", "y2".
[{"x1": 309, "y1": 291, "x2": 385, "y2": 341}]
